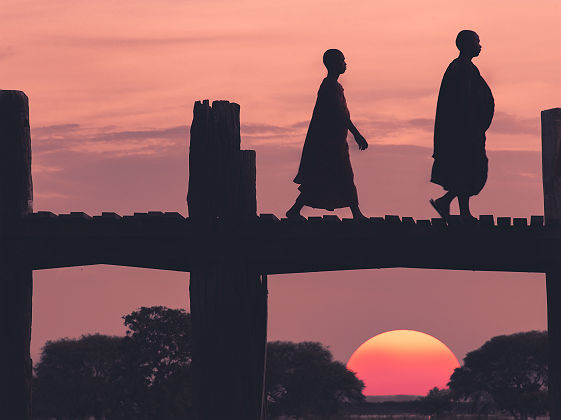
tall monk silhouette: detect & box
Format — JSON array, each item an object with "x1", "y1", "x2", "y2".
[
  {"x1": 430, "y1": 30, "x2": 494, "y2": 222},
  {"x1": 287, "y1": 49, "x2": 368, "y2": 220}
]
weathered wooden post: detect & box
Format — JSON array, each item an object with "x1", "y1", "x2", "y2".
[
  {"x1": 0, "y1": 91, "x2": 33, "y2": 420},
  {"x1": 542, "y1": 107, "x2": 561, "y2": 420},
  {"x1": 188, "y1": 100, "x2": 268, "y2": 420}
]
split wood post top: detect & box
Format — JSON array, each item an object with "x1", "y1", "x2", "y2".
[
  {"x1": 0, "y1": 90, "x2": 33, "y2": 420},
  {"x1": 541, "y1": 107, "x2": 561, "y2": 420}
]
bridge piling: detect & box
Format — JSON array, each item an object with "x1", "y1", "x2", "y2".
[
  {"x1": 188, "y1": 100, "x2": 267, "y2": 420},
  {"x1": 542, "y1": 107, "x2": 561, "y2": 420},
  {"x1": 0, "y1": 91, "x2": 33, "y2": 420}
]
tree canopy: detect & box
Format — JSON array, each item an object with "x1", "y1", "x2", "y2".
[
  {"x1": 448, "y1": 330, "x2": 548, "y2": 420},
  {"x1": 33, "y1": 334, "x2": 123, "y2": 419},
  {"x1": 266, "y1": 341, "x2": 365, "y2": 418},
  {"x1": 33, "y1": 306, "x2": 365, "y2": 419}
]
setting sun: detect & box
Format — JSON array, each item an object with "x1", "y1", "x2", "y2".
[{"x1": 347, "y1": 330, "x2": 460, "y2": 396}]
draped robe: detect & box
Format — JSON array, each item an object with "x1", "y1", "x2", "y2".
[
  {"x1": 431, "y1": 58, "x2": 494, "y2": 196},
  {"x1": 293, "y1": 77, "x2": 358, "y2": 210}
]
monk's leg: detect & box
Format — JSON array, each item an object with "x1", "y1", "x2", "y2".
[
  {"x1": 458, "y1": 194, "x2": 476, "y2": 221},
  {"x1": 431, "y1": 191, "x2": 455, "y2": 218},
  {"x1": 286, "y1": 194, "x2": 305, "y2": 218},
  {"x1": 350, "y1": 204, "x2": 367, "y2": 220}
]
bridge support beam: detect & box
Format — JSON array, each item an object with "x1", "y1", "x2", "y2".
[
  {"x1": 0, "y1": 91, "x2": 33, "y2": 420},
  {"x1": 188, "y1": 100, "x2": 267, "y2": 420},
  {"x1": 542, "y1": 107, "x2": 561, "y2": 419}
]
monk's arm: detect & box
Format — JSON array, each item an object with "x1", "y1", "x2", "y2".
[{"x1": 348, "y1": 119, "x2": 368, "y2": 150}]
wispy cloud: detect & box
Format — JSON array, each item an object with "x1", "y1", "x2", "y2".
[
  {"x1": 31, "y1": 110, "x2": 538, "y2": 160},
  {"x1": 490, "y1": 112, "x2": 539, "y2": 136},
  {"x1": 44, "y1": 34, "x2": 271, "y2": 49},
  {"x1": 33, "y1": 124, "x2": 188, "y2": 157}
]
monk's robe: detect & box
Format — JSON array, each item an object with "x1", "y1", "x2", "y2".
[
  {"x1": 294, "y1": 77, "x2": 358, "y2": 210},
  {"x1": 431, "y1": 57, "x2": 494, "y2": 196}
]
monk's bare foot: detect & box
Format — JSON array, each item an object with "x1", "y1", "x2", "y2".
[{"x1": 430, "y1": 198, "x2": 450, "y2": 220}]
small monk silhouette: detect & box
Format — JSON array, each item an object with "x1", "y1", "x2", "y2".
[
  {"x1": 286, "y1": 49, "x2": 368, "y2": 220},
  {"x1": 430, "y1": 30, "x2": 494, "y2": 222}
]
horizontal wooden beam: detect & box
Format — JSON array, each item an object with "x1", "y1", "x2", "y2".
[{"x1": 6, "y1": 212, "x2": 560, "y2": 274}]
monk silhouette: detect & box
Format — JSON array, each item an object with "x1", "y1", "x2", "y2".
[
  {"x1": 287, "y1": 49, "x2": 368, "y2": 220},
  {"x1": 430, "y1": 30, "x2": 494, "y2": 222}
]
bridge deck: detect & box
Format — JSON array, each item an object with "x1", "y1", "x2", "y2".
[{"x1": 9, "y1": 211, "x2": 561, "y2": 274}]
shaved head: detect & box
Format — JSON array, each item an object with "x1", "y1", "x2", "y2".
[
  {"x1": 456, "y1": 30, "x2": 478, "y2": 52},
  {"x1": 455, "y1": 30, "x2": 482, "y2": 58},
  {"x1": 323, "y1": 49, "x2": 344, "y2": 70}
]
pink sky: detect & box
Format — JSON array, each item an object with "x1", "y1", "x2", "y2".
[{"x1": 2, "y1": 1, "x2": 558, "y2": 383}]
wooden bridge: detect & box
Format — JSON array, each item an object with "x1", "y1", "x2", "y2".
[
  {"x1": 1, "y1": 91, "x2": 561, "y2": 420},
  {"x1": 14, "y1": 212, "x2": 561, "y2": 274}
]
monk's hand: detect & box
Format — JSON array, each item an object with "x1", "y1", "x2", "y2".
[{"x1": 355, "y1": 134, "x2": 368, "y2": 150}]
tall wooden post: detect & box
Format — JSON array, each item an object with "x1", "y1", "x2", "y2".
[
  {"x1": 542, "y1": 107, "x2": 561, "y2": 420},
  {"x1": 0, "y1": 91, "x2": 33, "y2": 420},
  {"x1": 188, "y1": 100, "x2": 267, "y2": 420}
]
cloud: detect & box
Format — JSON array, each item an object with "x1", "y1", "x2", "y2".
[
  {"x1": 32, "y1": 162, "x2": 63, "y2": 174},
  {"x1": 32, "y1": 124, "x2": 188, "y2": 157},
  {"x1": 33, "y1": 123, "x2": 81, "y2": 137},
  {"x1": 359, "y1": 116, "x2": 433, "y2": 138},
  {"x1": 45, "y1": 34, "x2": 272, "y2": 49},
  {"x1": 241, "y1": 121, "x2": 307, "y2": 135},
  {"x1": 33, "y1": 191, "x2": 70, "y2": 200},
  {"x1": 30, "y1": 110, "x2": 538, "y2": 163},
  {"x1": 489, "y1": 112, "x2": 539, "y2": 136},
  {"x1": 349, "y1": 87, "x2": 435, "y2": 103}
]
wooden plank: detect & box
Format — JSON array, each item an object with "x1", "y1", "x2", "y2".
[
  {"x1": 401, "y1": 217, "x2": 415, "y2": 226},
  {"x1": 384, "y1": 215, "x2": 400, "y2": 224},
  {"x1": 58, "y1": 212, "x2": 91, "y2": 221},
  {"x1": 0, "y1": 90, "x2": 33, "y2": 420},
  {"x1": 530, "y1": 215, "x2": 544, "y2": 227},
  {"x1": 446, "y1": 215, "x2": 462, "y2": 227},
  {"x1": 416, "y1": 219, "x2": 432, "y2": 228},
  {"x1": 542, "y1": 107, "x2": 561, "y2": 420},
  {"x1": 258, "y1": 213, "x2": 279, "y2": 222},
  {"x1": 100, "y1": 212, "x2": 122, "y2": 220},
  {"x1": 513, "y1": 217, "x2": 528, "y2": 227},
  {"x1": 35, "y1": 211, "x2": 57, "y2": 219},
  {"x1": 431, "y1": 218, "x2": 446, "y2": 228},
  {"x1": 163, "y1": 212, "x2": 184, "y2": 220},
  {"x1": 496, "y1": 217, "x2": 511, "y2": 227},
  {"x1": 147, "y1": 211, "x2": 165, "y2": 217}
]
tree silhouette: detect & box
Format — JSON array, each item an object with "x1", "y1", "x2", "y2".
[
  {"x1": 33, "y1": 334, "x2": 124, "y2": 420},
  {"x1": 420, "y1": 387, "x2": 453, "y2": 416},
  {"x1": 119, "y1": 306, "x2": 193, "y2": 419},
  {"x1": 33, "y1": 307, "x2": 364, "y2": 419},
  {"x1": 266, "y1": 341, "x2": 365, "y2": 419},
  {"x1": 449, "y1": 331, "x2": 548, "y2": 420}
]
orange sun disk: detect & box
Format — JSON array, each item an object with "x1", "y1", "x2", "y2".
[{"x1": 347, "y1": 330, "x2": 460, "y2": 396}]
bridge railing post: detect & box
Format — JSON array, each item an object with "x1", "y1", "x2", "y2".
[
  {"x1": 0, "y1": 90, "x2": 33, "y2": 420},
  {"x1": 188, "y1": 100, "x2": 267, "y2": 420},
  {"x1": 542, "y1": 107, "x2": 561, "y2": 420}
]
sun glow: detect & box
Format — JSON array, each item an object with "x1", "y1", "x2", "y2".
[{"x1": 347, "y1": 330, "x2": 460, "y2": 396}]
